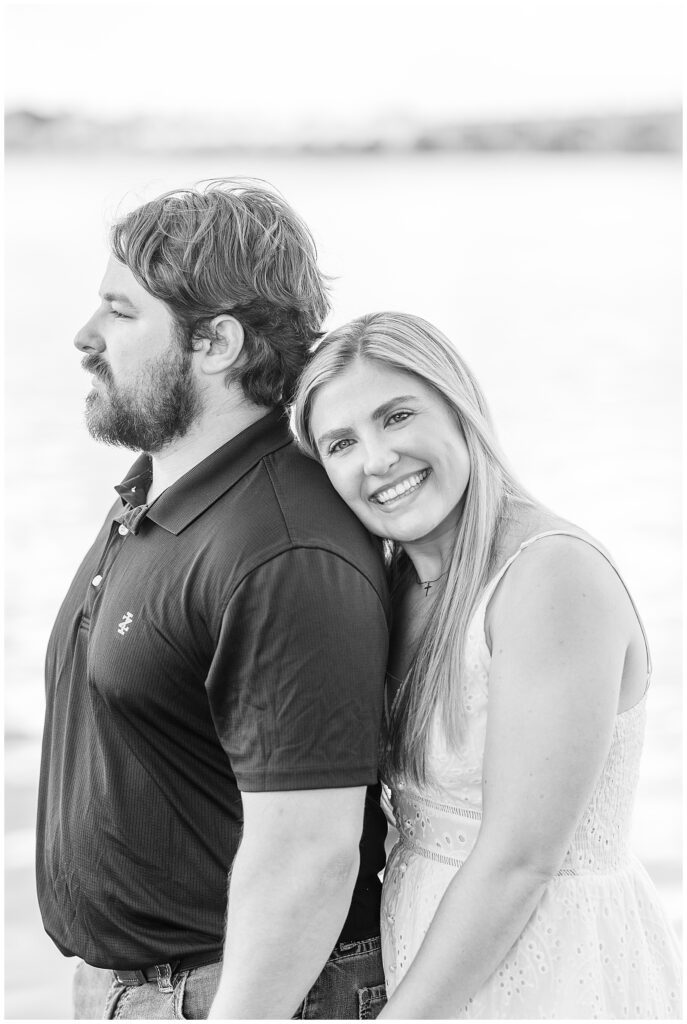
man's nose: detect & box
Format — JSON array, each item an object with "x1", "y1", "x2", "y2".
[{"x1": 73, "y1": 313, "x2": 105, "y2": 354}]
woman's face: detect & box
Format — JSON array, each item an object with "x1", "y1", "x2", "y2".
[{"x1": 308, "y1": 358, "x2": 470, "y2": 546}]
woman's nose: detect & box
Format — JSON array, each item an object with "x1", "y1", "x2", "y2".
[
  {"x1": 362, "y1": 440, "x2": 399, "y2": 477},
  {"x1": 73, "y1": 313, "x2": 105, "y2": 354}
]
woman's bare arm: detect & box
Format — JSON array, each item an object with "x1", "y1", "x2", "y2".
[{"x1": 379, "y1": 538, "x2": 631, "y2": 1018}]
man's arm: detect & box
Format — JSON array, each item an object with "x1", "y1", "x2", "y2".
[
  {"x1": 209, "y1": 787, "x2": 365, "y2": 1019},
  {"x1": 205, "y1": 546, "x2": 389, "y2": 1018}
]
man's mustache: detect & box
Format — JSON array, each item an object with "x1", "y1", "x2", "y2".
[{"x1": 81, "y1": 354, "x2": 113, "y2": 383}]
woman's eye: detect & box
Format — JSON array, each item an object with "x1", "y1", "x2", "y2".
[
  {"x1": 329, "y1": 438, "x2": 354, "y2": 455},
  {"x1": 110, "y1": 310, "x2": 130, "y2": 319},
  {"x1": 387, "y1": 411, "x2": 412, "y2": 426}
]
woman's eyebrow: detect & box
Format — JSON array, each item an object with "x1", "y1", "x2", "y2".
[
  {"x1": 371, "y1": 395, "x2": 417, "y2": 421},
  {"x1": 316, "y1": 425, "x2": 352, "y2": 451},
  {"x1": 315, "y1": 395, "x2": 419, "y2": 451}
]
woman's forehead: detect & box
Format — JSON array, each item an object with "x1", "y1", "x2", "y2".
[{"x1": 316, "y1": 357, "x2": 421, "y2": 399}]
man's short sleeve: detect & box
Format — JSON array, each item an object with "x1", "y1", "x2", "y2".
[{"x1": 205, "y1": 547, "x2": 389, "y2": 792}]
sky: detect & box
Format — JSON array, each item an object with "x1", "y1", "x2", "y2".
[{"x1": 3, "y1": 0, "x2": 682, "y2": 123}]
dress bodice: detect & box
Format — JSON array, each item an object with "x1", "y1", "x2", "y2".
[
  {"x1": 387, "y1": 530, "x2": 650, "y2": 875},
  {"x1": 381, "y1": 533, "x2": 681, "y2": 1018}
]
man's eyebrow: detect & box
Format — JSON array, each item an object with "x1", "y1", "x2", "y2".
[
  {"x1": 100, "y1": 291, "x2": 138, "y2": 309},
  {"x1": 315, "y1": 395, "x2": 419, "y2": 450}
]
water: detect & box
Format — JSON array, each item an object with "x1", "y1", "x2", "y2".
[{"x1": 5, "y1": 152, "x2": 681, "y2": 939}]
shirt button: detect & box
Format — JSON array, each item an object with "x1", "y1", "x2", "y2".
[
  {"x1": 92, "y1": 575, "x2": 103, "y2": 587},
  {"x1": 118, "y1": 524, "x2": 129, "y2": 536}
]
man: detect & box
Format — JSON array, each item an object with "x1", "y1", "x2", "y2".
[{"x1": 36, "y1": 180, "x2": 390, "y2": 1019}]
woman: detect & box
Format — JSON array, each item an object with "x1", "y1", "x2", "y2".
[{"x1": 292, "y1": 312, "x2": 681, "y2": 1019}]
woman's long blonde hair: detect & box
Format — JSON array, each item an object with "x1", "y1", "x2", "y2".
[{"x1": 292, "y1": 312, "x2": 533, "y2": 786}]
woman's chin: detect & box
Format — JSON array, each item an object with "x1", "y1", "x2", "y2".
[
  {"x1": 365, "y1": 515, "x2": 434, "y2": 546},
  {"x1": 373, "y1": 510, "x2": 462, "y2": 548}
]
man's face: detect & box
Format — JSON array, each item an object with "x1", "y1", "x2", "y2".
[{"x1": 74, "y1": 257, "x2": 201, "y2": 453}]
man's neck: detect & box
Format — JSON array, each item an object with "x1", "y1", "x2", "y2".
[{"x1": 145, "y1": 401, "x2": 275, "y2": 505}]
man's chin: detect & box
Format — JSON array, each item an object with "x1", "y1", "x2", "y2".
[
  {"x1": 85, "y1": 388, "x2": 109, "y2": 413},
  {"x1": 84, "y1": 409, "x2": 188, "y2": 454},
  {"x1": 84, "y1": 422, "x2": 138, "y2": 451},
  {"x1": 83, "y1": 380, "x2": 201, "y2": 453},
  {"x1": 84, "y1": 405, "x2": 136, "y2": 451}
]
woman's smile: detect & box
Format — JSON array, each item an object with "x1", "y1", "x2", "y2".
[{"x1": 369, "y1": 469, "x2": 431, "y2": 507}]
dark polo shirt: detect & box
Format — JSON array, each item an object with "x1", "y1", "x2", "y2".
[{"x1": 37, "y1": 409, "x2": 390, "y2": 970}]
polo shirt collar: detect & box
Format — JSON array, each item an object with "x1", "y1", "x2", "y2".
[
  {"x1": 115, "y1": 461, "x2": 153, "y2": 507},
  {"x1": 113, "y1": 408, "x2": 293, "y2": 536}
]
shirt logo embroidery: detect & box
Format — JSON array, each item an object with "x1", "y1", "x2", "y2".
[{"x1": 117, "y1": 612, "x2": 134, "y2": 636}]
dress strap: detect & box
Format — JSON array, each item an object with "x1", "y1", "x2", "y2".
[{"x1": 480, "y1": 530, "x2": 652, "y2": 681}]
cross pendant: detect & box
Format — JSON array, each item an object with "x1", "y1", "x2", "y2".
[{"x1": 423, "y1": 581, "x2": 432, "y2": 596}]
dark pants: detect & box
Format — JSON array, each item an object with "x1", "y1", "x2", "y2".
[{"x1": 73, "y1": 936, "x2": 386, "y2": 1019}]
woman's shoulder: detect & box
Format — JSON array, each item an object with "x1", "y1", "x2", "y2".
[
  {"x1": 485, "y1": 508, "x2": 649, "y2": 711},
  {"x1": 487, "y1": 508, "x2": 628, "y2": 632},
  {"x1": 495, "y1": 508, "x2": 612, "y2": 571}
]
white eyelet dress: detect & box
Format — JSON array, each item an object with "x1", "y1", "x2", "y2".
[{"x1": 381, "y1": 531, "x2": 682, "y2": 1019}]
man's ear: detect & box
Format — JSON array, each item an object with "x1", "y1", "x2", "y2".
[{"x1": 198, "y1": 315, "x2": 244, "y2": 375}]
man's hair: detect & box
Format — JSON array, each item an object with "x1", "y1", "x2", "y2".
[{"x1": 110, "y1": 178, "x2": 331, "y2": 407}]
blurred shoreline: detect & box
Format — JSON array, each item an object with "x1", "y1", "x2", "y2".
[{"x1": 5, "y1": 107, "x2": 682, "y2": 155}]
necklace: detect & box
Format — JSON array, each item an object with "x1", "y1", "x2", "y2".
[{"x1": 415, "y1": 570, "x2": 448, "y2": 596}]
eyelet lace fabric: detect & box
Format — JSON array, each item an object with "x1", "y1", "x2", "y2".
[{"x1": 381, "y1": 535, "x2": 681, "y2": 1019}]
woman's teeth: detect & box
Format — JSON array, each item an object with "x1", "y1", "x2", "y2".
[{"x1": 373, "y1": 470, "x2": 429, "y2": 505}]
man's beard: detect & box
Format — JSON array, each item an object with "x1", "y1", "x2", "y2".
[{"x1": 82, "y1": 334, "x2": 201, "y2": 454}]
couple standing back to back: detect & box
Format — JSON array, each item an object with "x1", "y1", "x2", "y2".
[{"x1": 38, "y1": 178, "x2": 681, "y2": 1020}]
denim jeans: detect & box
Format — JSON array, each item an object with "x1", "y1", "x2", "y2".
[
  {"x1": 73, "y1": 936, "x2": 386, "y2": 1019},
  {"x1": 292, "y1": 937, "x2": 386, "y2": 1020}
]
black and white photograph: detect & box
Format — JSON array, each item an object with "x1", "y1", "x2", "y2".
[{"x1": 4, "y1": 0, "x2": 682, "y2": 1018}]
